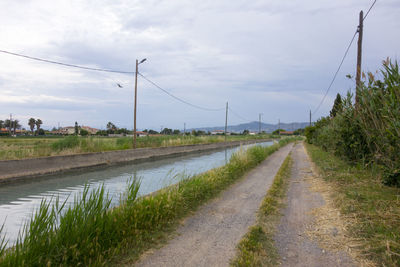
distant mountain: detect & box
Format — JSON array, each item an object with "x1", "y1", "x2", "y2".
[{"x1": 189, "y1": 121, "x2": 309, "y2": 133}]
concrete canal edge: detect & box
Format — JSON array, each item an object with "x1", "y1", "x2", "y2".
[{"x1": 0, "y1": 139, "x2": 274, "y2": 184}]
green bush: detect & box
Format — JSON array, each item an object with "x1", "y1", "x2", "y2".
[{"x1": 307, "y1": 59, "x2": 400, "y2": 186}]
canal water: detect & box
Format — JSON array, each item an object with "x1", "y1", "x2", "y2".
[{"x1": 0, "y1": 141, "x2": 273, "y2": 246}]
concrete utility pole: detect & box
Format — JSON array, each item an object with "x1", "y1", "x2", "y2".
[
  {"x1": 133, "y1": 58, "x2": 146, "y2": 149},
  {"x1": 309, "y1": 110, "x2": 312, "y2": 127},
  {"x1": 355, "y1": 10, "x2": 363, "y2": 108},
  {"x1": 224, "y1": 102, "x2": 228, "y2": 142},
  {"x1": 184, "y1": 122, "x2": 186, "y2": 135},
  {"x1": 258, "y1": 113, "x2": 263, "y2": 134}
]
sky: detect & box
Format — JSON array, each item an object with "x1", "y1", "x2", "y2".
[{"x1": 0, "y1": 0, "x2": 399, "y2": 131}]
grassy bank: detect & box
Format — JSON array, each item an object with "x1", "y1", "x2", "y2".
[
  {"x1": 0, "y1": 134, "x2": 275, "y2": 160},
  {"x1": 305, "y1": 143, "x2": 400, "y2": 266},
  {"x1": 231, "y1": 152, "x2": 293, "y2": 266},
  {"x1": 0, "y1": 138, "x2": 299, "y2": 266}
]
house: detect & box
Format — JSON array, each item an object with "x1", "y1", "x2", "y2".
[
  {"x1": 280, "y1": 131, "x2": 294, "y2": 135},
  {"x1": 81, "y1": 126, "x2": 99, "y2": 135},
  {"x1": 59, "y1": 126, "x2": 99, "y2": 135},
  {"x1": 211, "y1": 130, "x2": 229, "y2": 135},
  {"x1": 60, "y1": 127, "x2": 76, "y2": 135}
]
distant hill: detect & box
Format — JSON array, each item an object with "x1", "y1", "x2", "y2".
[{"x1": 189, "y1": 121, "x2": 309, "y2": 133}]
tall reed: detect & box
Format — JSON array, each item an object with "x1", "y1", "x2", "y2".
[{"x1": 0, "y1": 137, "x2": 299, "y2": 266}]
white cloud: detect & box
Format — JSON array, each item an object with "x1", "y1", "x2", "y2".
[{"x1": 0, "y1": 0, "x2": 399, "y2": 129}]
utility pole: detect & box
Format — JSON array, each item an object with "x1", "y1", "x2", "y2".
[
  {"x1": 133, "y1": 59, "x2": 138, "y2": 148},
  {"x1": 184, "y1": 122, "x2": 186, "y2": 136},
  {"x1": 258, "y1": 113, "x2": 262, "y2": 134},
  {"x1": 309, "y1": 110, "x2": 312, "y2": 127},
  {"x1": 224, "y1": 102, "x2": 228, "y2": 142},
  {"x1": 133, "y1": 58, "x2": 147, "y2": 148},
  {"x1": 355, "y1": 10, "x2": 363, "y2": 108},
  {"x1": 9, "y1": 113, "x2": 12, "y2": 134},
  {"x1": 278, "y1": 119, "x2": 280, "y2": 136}
]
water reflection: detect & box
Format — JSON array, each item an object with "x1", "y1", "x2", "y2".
[{"x1": 0, "y1": 141, "x2": 272, "y2": 246}]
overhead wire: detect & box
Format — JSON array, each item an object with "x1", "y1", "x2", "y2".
[
  {"x1": 0, "y1": 49, "x2": 134, "y2": 74},
  {"x1": 312, "y1": 0, "x2": 378, "y2": 116},
  {"x1": 228, "y1": 107, "x2": 255, "y2": 123},
  {"x1": 138, "y1": 72, "x2": 225, "y2": 111}
]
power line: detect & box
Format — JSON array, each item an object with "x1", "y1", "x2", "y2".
[
  {"x1": 228, "y1": 107, "x2": 255, "y2": 123},
  {"x1": 312, "y1": 0, "x2": 378, "y2": 116},
  {"x1": 138, "y1": 73, "x2": 225, "y2": 111},
  {"x1": 0, "y1": 49, "x2": 134, "y2": 74},
  {"x1": 363, "y1": 0, "x2": 377, "y2": 21},
  {"x1": 312, "y1": 30, "x2": 357, "y2": 115}
]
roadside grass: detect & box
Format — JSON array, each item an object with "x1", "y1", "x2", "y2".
[
  {"x1": 0, "y1": 137, "x2": 299, "y2": 266},
  {"x1": 231, "y1": 152, "x2": 293, "y2": 267},
  {"x1": 0, "y1": 134, "x2": 276, "y2": 160},
  {"x1": 305, "y1": 143, "x2": 400, "y2": 266}
]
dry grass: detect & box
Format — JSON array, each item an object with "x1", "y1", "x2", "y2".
[{"x1": 305, "y1": 143, "x2": 400, "y2": 266}]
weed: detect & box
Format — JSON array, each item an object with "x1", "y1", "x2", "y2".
[
  {"x1": 232, "y1": 152, "x2": 293, "y2": 266},
  {"x1": 306, "y1": 143, "x2": 400, "y2": 266}
]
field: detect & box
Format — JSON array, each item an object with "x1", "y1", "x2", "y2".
[{"x1": 0, "y1": 134, "x2": 274, "y2": 160}]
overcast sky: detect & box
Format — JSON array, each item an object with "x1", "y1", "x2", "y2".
[{"x1": 0, "y1": 0, "x2": 399, "y2": 130}]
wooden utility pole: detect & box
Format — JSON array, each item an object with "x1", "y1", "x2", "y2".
[
  {"x1": 355, "y1": 10, "x2": 364, "y2": 108},
  {"x1": 224, "y1": 102, "x2": 228, "y2": 142},
  {"x1": 278, "y1": 119, "x2": 280, "y2": 136},
  {"x1": 133, "y1": 59, "x2": 138, "y2": 148}
]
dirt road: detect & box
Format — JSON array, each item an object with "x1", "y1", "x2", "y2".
[
  {"x1": 134, "y1": 143, "x2": 294, "y2": 267},
  {"x1": 274, "y1": 142, "x2": 356, "y2": 266}
]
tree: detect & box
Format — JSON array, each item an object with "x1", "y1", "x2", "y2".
[
  {"x1": 80, "y1": 129, "x2": 89, "y2": 136},
  {"x1": 148, "y1": 129, "x2": 158, "y2": 134},
  {"x1": 173, "y1": 129, "x2": 181, "y2": 135},
  {"x1": 330, "y1": 93, "x2": 343, "y2": 117},
  {"x1": 35, "y1": 119, "x2": 43, "y2": 135},
  {"x1": 272, "y1": 129, "x2": 285, "y2": 135},
  {"x1": 4, "y1": 119, "x2": 12, "y2": 133},
  {"x1": 161, "y1": 128, "x2": 173, "y2": 135},
  {"x1": 12, "y1": 119, "x2": 21, "y2": 134},
  {"x1": 242, "y1": 129, "x2": 249, "y2": 135},
  {"x1": 0, "y1": 120, "x2": 4, "y2": 129},
  {"x1": 28, "y1": 118, "x2": 36, "y2": 134},
  {"x1": 75, "y1": 122, "x2": 79, "y2": 135}
]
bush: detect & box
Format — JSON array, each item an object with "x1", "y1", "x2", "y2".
[{"x1": 308, "y1": 59, "x2": 400, "y2": 186}]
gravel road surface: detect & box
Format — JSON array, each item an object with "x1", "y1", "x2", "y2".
[
  {"x1": 134, "y1": 143, "x2": 294, "y2": 267},
  {"x1": 274, "y1": 142, "x2": 356, "y2": 266}
]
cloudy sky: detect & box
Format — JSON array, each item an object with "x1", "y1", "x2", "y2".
[{"x1": 0, "y1": 0, "x2": 399, "y2": 130}]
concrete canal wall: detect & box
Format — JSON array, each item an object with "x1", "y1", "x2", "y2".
[{"x1": 0, "y1": 139, "x2": 272, "y2": 183}]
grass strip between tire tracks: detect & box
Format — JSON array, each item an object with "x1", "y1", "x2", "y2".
[
  {"x1": 0, "y1": 138, "x2": 300, "y2": 266},
  {"x1": 231, "y1": 149, "x2": 293, "y2": 266}
]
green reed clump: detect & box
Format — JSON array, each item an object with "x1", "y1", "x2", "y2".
[
  {"x1": 0, "y1": 138, "x2": 298, "y2": 266},
  {"x1": 305, "y1": 59, "x2": 400, "y2": 186},
  {"x1": 51, "y1": 136, "x2": 80, "y2": 151}
]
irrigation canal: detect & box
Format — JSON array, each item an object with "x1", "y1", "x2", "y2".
[{"x1": 0, "y1": 141, "x2": 273, "y2": 246}]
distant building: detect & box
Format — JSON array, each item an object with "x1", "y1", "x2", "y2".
[
  {"x1": 60, "y1": 126, "x2": 75, "y2": 135},
  {"x1": 280, "y1": 131, "x2": 294, "y2": 135},
  {"x1": 211, "y1": 130, "x2": 229, "y2": 135},
  {"x1": 59, "y1": 126, "x2": 99, "y2": 135},
  {"x1": 81, "y1": 126, "x2": 99, "y2": 135}
]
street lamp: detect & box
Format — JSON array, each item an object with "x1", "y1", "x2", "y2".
[{"x1": 134, "y1": 58, "x2": 147, "y2": 149}]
